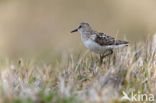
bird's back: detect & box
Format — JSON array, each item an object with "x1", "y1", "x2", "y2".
[{"x1": 93, "y1": 31, "x2": 128, "y2": 46}]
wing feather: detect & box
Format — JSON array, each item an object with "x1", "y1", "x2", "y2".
[{"x1": 93, "y1": 32, "x2": 128, "y2": 46}]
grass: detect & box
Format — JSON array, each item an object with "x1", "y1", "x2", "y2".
[{"x1": 0, "y1": 37, "x2": 155, "y2": 103}]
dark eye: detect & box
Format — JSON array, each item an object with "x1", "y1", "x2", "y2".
[{"x1": 79, "y1": 26, "x2": 82, "y2": 28}]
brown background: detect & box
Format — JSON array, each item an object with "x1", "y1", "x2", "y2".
[{"x1": 0, "y1": 0, "x2": 156, "y2": 55}]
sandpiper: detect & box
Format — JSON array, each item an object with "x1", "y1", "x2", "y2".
[{"x1": 71, "y1": 22, "x2": 128, "y2": 63}]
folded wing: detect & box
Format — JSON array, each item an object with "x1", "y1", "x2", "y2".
[{"x1": 93, "y1": 32, "x2": 128, "y2": 46}]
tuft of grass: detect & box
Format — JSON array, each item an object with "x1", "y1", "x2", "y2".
[{"x1": 0, "y1": 36, "x2": 156, "y2": 103}]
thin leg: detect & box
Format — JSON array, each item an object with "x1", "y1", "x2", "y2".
[
  {"x1": 99, "y1": 49, "x2": 113, "y2": 64},
  {"x1": 102, "y1": 49, "x2": 113, "y2": 58},
  {"x1": 100, "y1": 54, "x2": 103, "y2": 64},
  {"x1": 113, "y1": 52, "x2": 116, "y2": 65}
]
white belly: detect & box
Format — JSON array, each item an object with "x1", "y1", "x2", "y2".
[{"x1": 82, "y1": 39, "x2": 127, "y2": 54}]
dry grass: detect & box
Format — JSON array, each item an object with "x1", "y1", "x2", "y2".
[
  {"x1": 0, "y1": 1, "x2": 156, "y2": 103},
  {"x1": 0, "y1": 35, "x2": 155, "y2": 103}
]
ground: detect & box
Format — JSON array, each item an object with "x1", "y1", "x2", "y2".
[{"x1": 0, "y1": 39, "x2": 156, "y2": 103}]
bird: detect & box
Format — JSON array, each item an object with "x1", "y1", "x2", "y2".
[{"x1": 71, "y1": 22, "x2": 128, "y2": 64}]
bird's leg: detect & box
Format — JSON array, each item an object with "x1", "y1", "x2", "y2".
[
  {"x1": 113, "y1": 52, "x2": 116, "y2": 65},
  {"x1": 103, "y1": 49, "x2": 113, "y2": 58},
  {"x1": 99, "y1": 49, "x2": 113, "y2": 64},
  {"x1": 100, "y1": 54, "x2": 104, "y2": 64}
]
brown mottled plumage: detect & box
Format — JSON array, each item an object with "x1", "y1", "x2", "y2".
[
  {"x1": 71, "y1": 22, "x2": 128, "y2": 64},
  {"x1": 94, "y1": 32, "x2": 128, "y2": 46}
]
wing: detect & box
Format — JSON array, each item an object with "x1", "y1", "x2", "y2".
[{"x1": 93, "y1": 32, "x2": 128, "y2": 46}]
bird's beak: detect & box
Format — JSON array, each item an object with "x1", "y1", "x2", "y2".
[{"x1": 70, "y1": 28, "x2": 78, "y2": 33}]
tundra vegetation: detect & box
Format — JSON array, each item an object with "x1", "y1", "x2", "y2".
[{"x1": 0, "y1": 35, "x2": 155, "y2": 103}]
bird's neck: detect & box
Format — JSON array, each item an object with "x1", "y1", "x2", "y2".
[{"x1": 80, "y1": 31, "x2": 90, "y2": 41}]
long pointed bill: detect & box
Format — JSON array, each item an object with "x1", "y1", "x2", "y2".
[{"x1": 71, "y1": 29, "x2": 78, "y2": 33}]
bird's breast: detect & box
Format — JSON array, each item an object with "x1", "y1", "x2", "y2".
[
  {"x1": 82, "y1": 39, "x2": 106, "y2": 54},
  {"x1": 80, "y1": 33, "x2": 107, "y2": 54}
]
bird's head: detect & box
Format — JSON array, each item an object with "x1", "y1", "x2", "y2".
[{"x1": 71, "y1": 22, "x2": 92, "y2": 33}]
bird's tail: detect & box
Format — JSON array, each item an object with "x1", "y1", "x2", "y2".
[{"x1": 115, "y1": 40, "x2": 128, "y2": 45}]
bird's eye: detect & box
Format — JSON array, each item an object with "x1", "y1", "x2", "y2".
[{"x1": 79, "y1": 26, "x2": 82, "y2": 28}]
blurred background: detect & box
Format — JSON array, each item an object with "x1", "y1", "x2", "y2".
[{"x1": 0, "y1": 0, "x2": 156, "y2": 56}]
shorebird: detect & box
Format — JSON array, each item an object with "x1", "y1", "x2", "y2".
[{"x1": 71, "y1": 22, "x2": 128, "y2": 63}]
